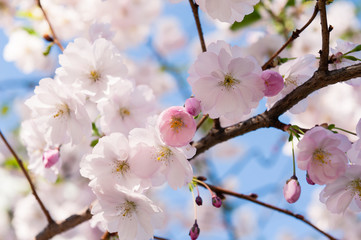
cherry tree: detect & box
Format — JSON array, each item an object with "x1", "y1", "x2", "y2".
[{"x1": 1, "y1": 0, "x2": 361, "y2": 239}]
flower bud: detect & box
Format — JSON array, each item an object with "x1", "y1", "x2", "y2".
[
  {"x1": 185, "y1": 97, "x2": 201, "y2": 116},
  {"x1": 306, "y1": 172, "x2": 315, "y2": 185},
  {"x1": 212, "y1": 196, "x2": 222, "y2": 208},
  {"x1": 195, "y1": 196, "x2": 203, "y2": 206},
  {"x1": 261, "y1": 70, "x2": 284, "y2": 97},
  {"x1": 42, "y1": 148, "x2": 60, "y2": 168},
  {"x1": 189, "y1": 220, "x2": 200, "y2": 240},
  {"x1": 283, "y1": 177, "x2": 301, "y2": 204}
]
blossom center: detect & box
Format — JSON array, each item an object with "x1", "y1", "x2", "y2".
[
  {"x1": 114, "y1": 160, "x2": 130, "y2": 175},
  {"x1": 53, "y1": 104, "x2": 70, "y2": 118},
  {"x1": 348, "y1": 179, "x2": 361, "y2": 199},
  {"x1": 156, "y1": 146, "x2": 172, "y2": 162},
  {"x1": 284, "y1": 76, "x2": 297, "y2": 87},
  {"x1": 170, "y1": 117, "x2": 185, "y2": 133},
  {"x1": 119, "y1": 107, "x2": 130, "y2": 119},
  {"x1": 89, "y1": 70, "x2": 101, "y2": 82},
  {"x1": 221, "y1": 74, "x2": 240, "y2": 90},
  {"x1": 312, "y1": 148, "x2": 331, "y2": 165},
  {"x1": 117, "y1": 200, "x2": 136, "y2": 217}
]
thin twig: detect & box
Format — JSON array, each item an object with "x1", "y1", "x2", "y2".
[
  {"x1": 188, "y1": 0, "x2": 207, "y2": 52},
  {"x1": 36, "y1": 0, "x2": 64, "y2": 51},
  {"x1": 318, "y1": 0, "x2": 330, "y2": 72},
  {"x1": 0, "y1": 130, "x2": 54, "y2": 224},
  {"x1": 205, "y1": 183, "x2": 337, "y2": 240},
  {"x1": 262, "y1": 3, "x2": 319, "y2": 70},
  {"x1": 196, "y1": 114, "x2": 209, "y2": 130}
]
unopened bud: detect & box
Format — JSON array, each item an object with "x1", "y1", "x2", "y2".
[
  {"x1": 43, "y1": 148, "x2": 60, "y2": 168},
  {"x1": 189, "y1": 220, "x2": 200, "y2": 240},
  {"x1": 306, "y1": 172, "x2": 315, "y2": 185},
  {"x1": 212, "y1": 196, "x2": 222, "y2": 208},
  {"x1": 195, "y1": 196, "x2": 203, "y2": 206},
  {"x1": 43, "y1": 34, "x2": 54, "y2": 42},
  {"x1": 185, "y1": 97, "x2": 201, "y2": 116},
  {"x1": 261, "y1": 70, "x2": 284, "y2": 97},
  {"x1": 283, "y1": 177, "x2": 301, "y2": 204}
]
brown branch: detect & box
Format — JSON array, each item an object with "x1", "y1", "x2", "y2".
[
  {"x1": 196, "y1": 114, "x2": 209, "y2": 130},
  {"x1": 36, "y1": 0, "x2": 64, "y2": 51},
  {"x1": 318, "y1": 0, "x2": 330, "y2": 72},
  {"x1": 0, "y1": 130, "x2": 54, "y2": 224},
  {"x1": 188, "y1": 0, "x2": 206, "y2": 52},
  {"x1": 192, "y1": 63, "x2": 361, "y2": 158},
  {"x1": 206, "y1": 183, "x2": 337, "y2": 240},
  {"x1": 35, "y1": 206, "x2": 92, "y2": 240},
  {"x1": 262, "y1": 3, "x2": 319, "y2": 70}
]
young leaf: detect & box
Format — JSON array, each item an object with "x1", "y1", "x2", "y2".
[{"x1": 230, "y1": 5, "x2": 261, "y2": 31}]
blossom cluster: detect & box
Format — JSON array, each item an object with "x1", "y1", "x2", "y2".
[{"x1": 295, "y1": 122, "x2": 361, "y2": 214}]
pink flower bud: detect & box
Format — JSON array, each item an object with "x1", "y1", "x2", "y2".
[
  {"x1": 42, "y1": 149, "x2": 60, "y2": 168},
  {"x1": 195, "y1": 196, "x2": 203, "y2": 206},
  {"x1": 185, "y1": 97, "x2": 201, "y2": 116},
  {"x1": 261, "y1": 70, "x2": 284, "y2": 97},
  {"x1": 212, "y1": 196, "x2": 222, "y2": 208},
  {"x1": 189, "y1": 220, "x2": 200, "y2": 240},
  {"x1": 283, "y1": 177, "x2": 301, "y2": 204},
  {"x1": 306, "y1": 172, "x2": 315, "y2": 185},
  {"x1": 158, "y1": 106, "x2": 196, "y2": 147}
]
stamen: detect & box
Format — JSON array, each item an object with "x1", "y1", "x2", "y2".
[
  {"x1": 53, "y1": 104, "x2": 70, "y2": 118},
  {"x1": 219, "y1": 74, "x2": 240, "y2": 90},
  {"x1": 156, "y1": 146, "x2": 172, "y2": 162},
  {"x1": 119, "y1": 107, "x2": 130, "y2": 119},
  {"x1": 170, "y1": 117, "x2": 185, "y2": 133},
  {"x1": 113, "y1": 160, "x2": 130, "y2": 176},
  {"x1": 348, "y1": 179, "x2": 361, "y2": 199},
  {"x1": 116, "y1": 200, "x2": 136, "y2": 218},
  {"x1": 313, "y1": 148, "x2": 331, "y2": 165},
  {"x1": 89, "y1": 70, "x2": 101, "y2": 82}
]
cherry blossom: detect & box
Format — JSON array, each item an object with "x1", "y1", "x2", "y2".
[
  {"x1": 80, "y1": 133, "x2": 142, "y2": 190},
  {"x1": 297, "y1": 126, "x2": 351, "y2": 185},
  {"x1": 129, "y1": 125, "x2": 195, "y2": 189},
  {"x1": 56, "y1": 38, "x2": 127, "y2": 102},
  {"x1": 158, "y1": 106, "x2": 196, "y2": 147},
  {"x1": 97, "y1": 80, "x2": 157, "y2": 135},
  {"x1": 261, "y1": 70, "x2": 284, "y2": 97},
  {"x1": 25, "y1": 78, "x2": 92, "y2": 145},
  {"x1": 195, "y1": 0, "x2": 259, "y2": 24},
  {"x1": 320, "y1": 165, "x2": 361, "y2": 214},
  {"x1": 188, "y1": 40, "x2": 264, "y2": 126},
  {"x1": 91, "y1": 185, "x2": 163, "y2": 240},
  {"x1": 185, "y1": 97, "x2": 201, "y2": 116}
]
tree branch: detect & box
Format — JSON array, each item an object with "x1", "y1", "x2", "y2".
[
  {"x1": 0, "y1": 130, "x2": 54, "y2": 224},
  {"x1": 206, "y1": 183, "x2": 337, "y2": 240},
  {"x1": 318, "y1": 0, "x2": 330, "y2": 72},
  {"x1": 36, "y1": 0, "x2": 64, "y2": 51},
  {"x1": 35, "y1": 206, "x2": 92, "y2": 240},
  {"x1": 192, "y1": 63, "x2": 361, "y2": 158},
  {"x1": 262, "y1": 3, "x2": 319, "y2": 70},
  {"x1": 188, "y1": 0, "x2": 206, "y2": 53}
]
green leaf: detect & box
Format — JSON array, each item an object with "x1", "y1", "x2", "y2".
[
  {"x1": 92, "y1": 122, "x2": 101, "y2": 137},
  {"x1": 230, "y1": 5, "x2": 261, "y2": 31},
  {"x1": 288, "y1": 133, "x2": 293, "y2": 142},
  {"x1": 90, "y1": 139, "x2": 99, "y2": 147},
  {"x1": 343, "y1": 55, "x2": 361, "y2": 61},
  {"x1": 344, "y1": 44, "x2": 361, "y2": 55},
  {"x1": 285, "y1": 0, "x2": 295, "y2": 7},
  {"x1": 1, "y1": 105, "x2": 9, "y2": 115},
  {"x1": 43, "y1": 43, "x2": 53, "y2": 56},
  {"x1": 3, "y1": 157, "x2": 20, "y2": 170},
  {"x1": 21, "y1": 26, "x2": 37, "y2": 36}
]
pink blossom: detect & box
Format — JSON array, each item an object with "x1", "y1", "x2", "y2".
[
  {"x1": 42, "y1": 149, "x2": 60, "y2": 169},
  {"x1": 261, "y1": 70, "x2": 284, "y2": 97},
  {"x1": 158, "y1": 106, "x2": 196, "y2": 147},
  {"x1": 189, "y1": 220, "x2": 200, "y2": 240},
  {"x1": 283, "y1": 177, "x2": 301, "y2": 203},
  {"x1": 320, "y1": 165, "x2": 361, "y2": 214},
  {"x1": 188, "y1": 40, "x2": 264, "y2": 126},
  {"x1": 297, "y1": 126, "x2": 351, "y2": 185},
  {"x1": 195, "y1": 0, "x2": 259, "y2": 24},
  {"x1": 185, "y1": 98, "x2": 201, "y2": 116}
]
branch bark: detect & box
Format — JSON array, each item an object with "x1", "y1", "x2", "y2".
[
  {"x1": 318, "y1": 0, "x2": 330, "y2": 72},
  {"x1": 35, "y1": 206, "x2": 92, "y2": 240}
]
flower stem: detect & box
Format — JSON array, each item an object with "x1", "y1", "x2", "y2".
[
  {"x1": 193, "y1": 178, "x2": 215, "y2": 197},
  {"x1": 291, "y1": 138, "x2": 296, "y2": 177},
  {"x1": 333, "y1": 127, "x2": 357, "y2": 136}
]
